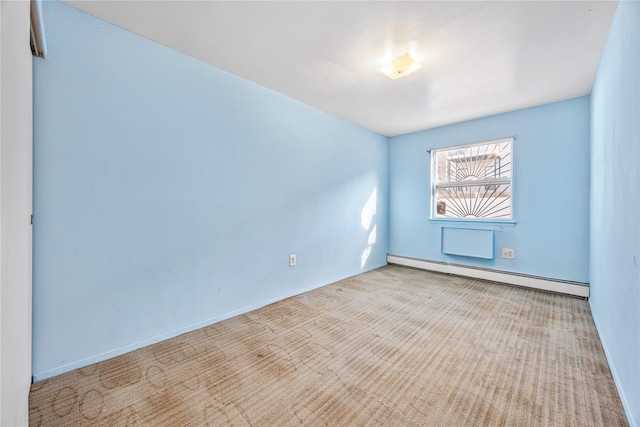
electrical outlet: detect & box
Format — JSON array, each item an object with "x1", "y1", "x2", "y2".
[
  {"x1": 502, "y1": 248, "x2": 515, "y2": 259},
  {"x1": 289, "y1": 254, "x2": 297, "y2": 267}
]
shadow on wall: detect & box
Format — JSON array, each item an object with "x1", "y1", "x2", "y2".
[{"x1": 361, "y1": 187, "x2": 377, "y2": 269}]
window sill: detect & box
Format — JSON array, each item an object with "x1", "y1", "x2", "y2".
[{"x1": 428, "y1": 218, "x2": 517, "y2": 227}]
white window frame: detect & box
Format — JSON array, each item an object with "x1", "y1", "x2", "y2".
[{"x1": 430, "y1": 137, "x2": 514, "y2": 222}]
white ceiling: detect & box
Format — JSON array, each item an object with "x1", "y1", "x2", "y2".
[{"x1": 64, "y1": 1, "x2": 618, "y2": 137}]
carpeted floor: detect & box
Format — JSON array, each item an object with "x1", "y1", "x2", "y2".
[{"x1": 29, "y1": 265, "x2": 628, "y2": 426}]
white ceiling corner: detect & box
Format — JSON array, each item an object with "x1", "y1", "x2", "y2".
[{"x1": 62, "y1": 0, "x2": 618, "y2": 137}]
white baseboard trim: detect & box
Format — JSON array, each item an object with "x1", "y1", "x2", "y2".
[
  {"x1": 387, "y1": 255, "x2": 589, "y2": 298},
  {"x1": 32, "y1": 263, "x2": 387, "y2": 382},
  {"x1": 591, "y1": 312, "x2": 636, "y2": 427}
]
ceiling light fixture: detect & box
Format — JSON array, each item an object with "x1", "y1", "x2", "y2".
[{"x1": 379, "y1": 52, "x2": 422, "y2": 80}]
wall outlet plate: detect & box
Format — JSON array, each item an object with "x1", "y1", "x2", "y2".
[
  {"x1": 289, "y1": 254, "x2": 296, "y2": 267},
  {"x1": 502, "y1": 248, "x2": 515, "y2": 259}
]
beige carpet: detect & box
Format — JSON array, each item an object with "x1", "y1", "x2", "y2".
[{"x1": 29, "y1": 265, "x2": 628, "y2": 426}]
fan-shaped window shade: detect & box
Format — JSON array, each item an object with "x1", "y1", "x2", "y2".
[{"x1": 431, "y1": 137, "x2": 513, "y2": 220}]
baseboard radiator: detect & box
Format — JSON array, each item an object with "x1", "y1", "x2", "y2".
[{"x1": 387, "y1": 254, "x2": 589, "y2": 298}]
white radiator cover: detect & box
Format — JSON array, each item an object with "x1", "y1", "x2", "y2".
[{"x1": 387, "y1": 255, "x2": 589, "y2": 298}]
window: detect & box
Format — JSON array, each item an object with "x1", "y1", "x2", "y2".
[{"x1": 431, "y1": 137, "x2": 513, "y2": 220}]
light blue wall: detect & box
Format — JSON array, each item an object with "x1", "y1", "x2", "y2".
[
  {"x1": 32, "y1": 2, "x2": 388, "y2": 380},
  {"x1": 590, "y1": 1, "x2": 640, "y2": 425},
  {"x1": 389, "y1": 97, "x2": 590, "y2": 283}
]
